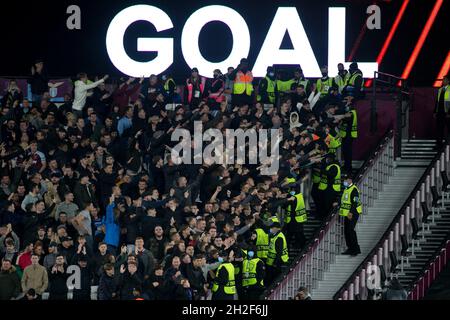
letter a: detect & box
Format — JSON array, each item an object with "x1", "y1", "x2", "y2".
[
  {"x1": 253, "y1": 7, "x2": 321, "y2": 78},
  {"x1": 66, "y1": 5, "x2": 81, "y2": 30}
]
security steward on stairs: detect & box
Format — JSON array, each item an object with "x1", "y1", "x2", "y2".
[
  {"x1": 241, "y1": 246, "x2": 266, "y2": 300},
  {"x1": 317, "y1": 154, "x2": 342, "y2": 221},
  {"x1": 212, "y1": 250, "x2": 237, "y2": 300},
  {"x1": 282, "y1": 180, "x2": 308, "y2": 249},
  {"x1": 251, "y1": 227, "x2": 269, "y2": 262},
  {"x1": 339, "y1": 174, "x2": 362, "y2": 256},
  {"x1": 265, "y1": 222, "x2": 289, "y2": 285}
]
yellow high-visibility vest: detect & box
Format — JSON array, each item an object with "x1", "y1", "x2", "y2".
[
  {"x1": 436, "y1": 86, "x2": 450, "y2": 113},
  {"x1": 347, "y1": 72, "x2": 365, "y2": 89},
  {"x1": 233, "y1": 71, "x2": 253, "y2": 96},
  {"x1": 339, "y1": 184, "x2": 363, "y2": 217},
  {"x1": 340, "y1": 109, "x2": 358, "y2": 139},
  {"x1": 285, "y1": 193, "x2": 307, "y2": 224},
  {"x1": 276, "y1": 79, "x2": 294, "y2": 93},
  {"x1": 255, "y1": 228, "x2": 269, "y2": 259},
  {"x1": 318, "y1": 163, "x2": 341, "y2": 192},
  {"x1": 335, "y1": 72, "x2": 350, "y2": 93},
  {"x1": 316, "y1": 77, "x2": 334, "y2": 96},
  {"x1": 266, "y1": 232, "x2": 289, "y2": 266},
  {"x1": 257, "y1": 77, "x2": 276, "y2": 103},
  {"x1": 328, "y1": 132, "x2": 342, "y2": 154},
  {"x1": 242, "y1": 258, "x2": 264, "y2": 287},
  {"x1": 212, "y1": 263, "x2": 236, "y2": 295}
]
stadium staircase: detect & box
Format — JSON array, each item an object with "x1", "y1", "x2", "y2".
[
  {"x1": 333, "y1": 142, "x2": 450, "y2": 300},
  {"x1": 397, "y1": 217, "x2": 450, "y2": 295},
  {"x1": 264, "y1": 135, "x2": 445, "y2": 300},
  {"x1": 311, "y1": 141, "x2": 436, "y2": 300},
  {"x1": 423, "y1": 246, "x2": 450, "y2": 299},
  {"x1": 288, "y1": 161, "x2": 365, "y2": 264}
]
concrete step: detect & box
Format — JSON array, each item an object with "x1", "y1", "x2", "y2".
[{"x1": 310, "y1": 163, "x2": 427, "y2": 300}]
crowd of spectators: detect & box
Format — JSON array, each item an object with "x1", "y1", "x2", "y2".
[{"x1": 0, "y1": 58, "x2": 362, "y2": 300}]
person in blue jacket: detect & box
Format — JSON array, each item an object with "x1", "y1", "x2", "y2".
[{"x1": 102, "y1": 195, "x2": 120, "y2": 255}]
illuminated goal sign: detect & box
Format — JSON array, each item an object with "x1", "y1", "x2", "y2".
[{"x1": 106, "y1": 5, "x2": 378, "y2": 78}]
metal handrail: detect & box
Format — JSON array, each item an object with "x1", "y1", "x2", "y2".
[
  {"x1": 334, "y1": 143, "x2": 450, "y2": 300},
  {"x1": 374, "y1": 71, "x2": 404, "y2": 80},
  {"x1": 264, "y1": 130, "x2": 395, "y2": 300},
  {"x1": 408, "y1": 235, "x2": 450, "y2": 299}
]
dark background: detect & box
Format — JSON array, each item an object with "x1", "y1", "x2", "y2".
[{"x1": 0, "y1": 0, "x2": 448, "y2": 86}]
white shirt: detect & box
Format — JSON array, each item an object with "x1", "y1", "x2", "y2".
[{"x1": 72, "y1": 79, "x2": 105, "y2": 111}]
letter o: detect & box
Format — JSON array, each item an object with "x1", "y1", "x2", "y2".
[{"x1": 181, "y1": 5, "x2": 250, "y2": 76}]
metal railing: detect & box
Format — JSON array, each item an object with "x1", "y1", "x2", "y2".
[
  {"x1": 265, "y1": 130, "x2": 395, "y2": 300},
  {"x1": 371, "y1": 71, "x2": 411, "y2": 158},
  {"x1": 334, "y1": 144, "x2": 450, "y2": 300},
  {"x1": 409, "y1": 239, "x2": 450, "y2": 300}
]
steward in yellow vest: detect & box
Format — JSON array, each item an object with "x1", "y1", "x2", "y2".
[
  {"x1": 242, "y1": 248, "x2": 265, "y2": 300},
  {"x1": 252, "y1": 228, "x2": 269, "y2": 260},
  {"x1": 162, "y1": 74, "x2": 176, "y2": 103},
  {"x1": 340, "y1": 174, "x2": 362, "y2": 256},
  {"x1": 343, "y1": 62, "x2": 364, "y2": 99},
  {"x1": 340, "y1": 109, "x2": 358, "y2": 139},
  {"x1": 435, "y1": 75, "x2": 450, "y2": 148},
  {"x1": 334, "y1": 63, "x2": 350, "y2": 94},
  {"x1": 230, "y1": 58, "x2": 254, "y2": 106},
  {"x1": 340, "y1": 105, "x2": 358, "y2": 174},
  {"x1": 265, "y1": 222, "x2": 289, "y2": 285},
  {"x1": 284, "y1": 189, "x2": 307, "y2": 248},
  {"x1": 257, "y1": 66, "x2": 277, "y2": 104},
  {"x1": 316, "y1": 66, "x2": 336, "y2": 97},
  {"x1": 318, "y1": 158, "x2": 341, "y2": 193},
  {"x1": 326, "y1": 125, "x2": 342, "y2": 155},
  {"x1": 212, "y1": 253, "x2": 237, "y2": 300},
  {"x1": 317, "y1": 155, "x2": 341, "y2": 220},
  {"x1": 291, "y1": 67, "x2": 312, "y2": 95}
]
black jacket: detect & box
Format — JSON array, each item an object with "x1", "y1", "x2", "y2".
[
  {"x1": 28, "y1": 69, "x2": 49, "y2": 95},
  {"x1": 0, "y1": 266, "x2": 21, "y2": 300},
  {"x1": 98, "y1": 271, "x2": 117, "y2": 300},
  {"x1": 48, "y1": 266, "x2": 69, "y2": 296},
  {"x1": 118, "y1": 271, "x2": 142, "y2": 300},
  {"x1": 72, "y1": 265, "x2": 93, "y2": 299},
  {"x1": 186, "y1": 263, "x2": 206, "y2": 294},
  {"x1": 144, "y1": 273, "x2": 165, "y2": 300}
]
